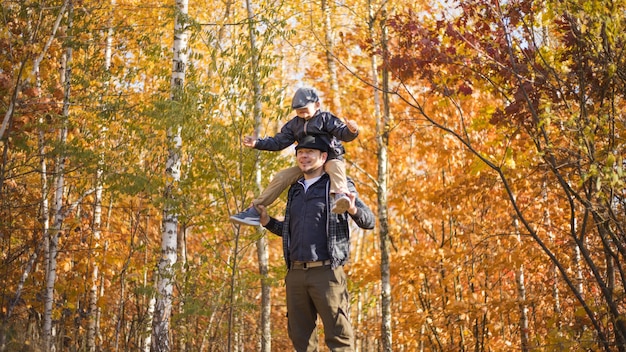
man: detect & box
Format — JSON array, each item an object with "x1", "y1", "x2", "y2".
[
  {"x1": 230, "y1": 87, "x2": 358, "y2": 226},
  {"x1": 257, "y1": 135, "x2": 375, "y2": 351}
]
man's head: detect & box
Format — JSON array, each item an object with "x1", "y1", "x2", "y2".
[
  {"x1": 291, "y1": 87, "x2": 320, "y2": 119},
  {"x1": 295, "y1": 135, "x2": 328, "y2": 177}
]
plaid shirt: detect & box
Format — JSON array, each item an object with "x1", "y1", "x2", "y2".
[{"x1": 264, "y1": 175, "x2": 375, "y2": 269}]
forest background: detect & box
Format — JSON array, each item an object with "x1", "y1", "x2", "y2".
[{"x1": 1, "y1": 0, "x2": 626, "y2": 351}]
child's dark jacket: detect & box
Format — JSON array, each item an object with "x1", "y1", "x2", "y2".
[{"x1": 253, "y1": 111, "x2": 358, "y2": 160}]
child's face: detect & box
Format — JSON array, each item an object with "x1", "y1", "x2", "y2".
[{"x1": 294, "y1": 102, "x2": 319, "y2": 119}]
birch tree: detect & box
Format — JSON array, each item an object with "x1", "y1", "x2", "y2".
[
  {"x1": 0, "y1": 1, "x2": 67, "y2": 350},
  {"x1": 150, "y1": 0, "x2": 189, "y2": 349},
  {"x1": 321, "y1": 0, "x2": 342, "y2": 115},
  {"x1": 377, "y1": 8, "x2": 393, "y2": 352},
  {"x1": 86, "y1": 1, "x2": 116, "y2": 350},
  {"x1": 244, "y1": 0, "x2": 272, "y2": 349},
  {"x1": 43, "y1": 2, "x2": 75, "y2": 350}
]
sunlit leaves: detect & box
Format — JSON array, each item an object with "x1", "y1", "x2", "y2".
[{"x1": 382, "y1": 0, "x2": 626, "y2": 349}]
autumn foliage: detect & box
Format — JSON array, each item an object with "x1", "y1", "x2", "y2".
[{"x1": 1, "y1": 0, "x2": 626, "y2": 351}]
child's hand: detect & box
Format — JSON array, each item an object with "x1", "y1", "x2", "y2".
[
  {"x1": 257, "y1": 205, "x2": 270, "y2": 226},
  {"x1": 346, "y1": 192, "x2": 358, "y2": 215},
  {"x1": 243, "y1": 135, "x2": 257, "y2": 148},
  {"x1": 345, "y1": 120, "x2": 358, "y2": 133}
]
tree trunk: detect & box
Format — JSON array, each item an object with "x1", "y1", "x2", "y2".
[
  {"x1": 364, "y1": 1, "x2": 383, "y2": 350},
  {"x1": 378, "y1": 8, "x2": 393, "y2": 352},
  {"x1": 151, "y1": 0, "x2": 188, "y2": 349},
  {"x1": 227, "y1": 249, "x2": 239, "y2": 351},
  {"x1": 0, "y1": 1, "x2": 64, "y2": 346},
  {"x1": 87, "y1": 153, "x2": 104, "y2": 352},
  {"x1": 513, "y1": 215, "x2": 529, "y2": 351},
  {"x1": 43, "y1": 3, "x2": 74, "y2": 350},
  {"x1": 366, "y1": 3, "x2": 383, "y2": 350},
  {"x1": 87, "y1": 1, "x2": 114, "y2": 349},
  {"x1": 322, "y1": 0, "x2": 341, "y2": 116},
  {"x1": 177, "y1": 224, "x2": 189, "y2": 351},
  {"x1": 542, "y1": 183, "x2": 561, "y2": 333},
  {"x1": 244, "y1": 0, "x2": 272, "y2": 349}
]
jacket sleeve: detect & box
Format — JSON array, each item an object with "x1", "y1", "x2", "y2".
[
  {"x1": 263, "y1": 217, "x2": 284, "y2": 236},
  {"x1": 325, "y1": 113, "x2": 359, "y2": 143},
  {"x1": 254, "y1": 119, "x2": 297, "y2": 151},
  {"x1": 346, "y1": 179, "x2": 375, "y2": 229}
]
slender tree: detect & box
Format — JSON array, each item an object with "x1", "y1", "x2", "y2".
[
  {"x1": 244, "y1": 0, "x2": 272, "y2": 349},
  {"x1": 86, "y1": 1, "x2": 117, "y2": 349},
  {"x1": 0, "y1": 1, "x2": 67, "y2": 349},
  {"x1": 322, "y1": 0, "x2": 342, "y2": 116},
  {"x1": 377, "y1": 8, "x2": 393, "y2": 352},
  {"x1": 150, "y1": 0, "x2": 189, "y2": 349},
  {"x1": 43, "y1": 3, "x2": 75, "y2": 350}
]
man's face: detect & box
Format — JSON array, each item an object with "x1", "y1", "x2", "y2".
[
  {"x1": 296, "y1": 148, "x2": 327, "y2": 174},
  {"x1": 294, "y1": 102, "x2": 319, "y2": 119}
]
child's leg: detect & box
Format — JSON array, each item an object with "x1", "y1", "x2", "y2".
[
  {"x1": 252, "y1": 166, "x2": 303, "y2": 207},
  {"x1": 324, "y1": 159, "x2": 348, "y2": 196}
]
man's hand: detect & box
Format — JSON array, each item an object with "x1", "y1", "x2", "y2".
[
  {"x1": 345, "y1": 119, "x2": 359, "y2": 133},
  {"x1": 243, "y1": 135, "x2": 257, "y2": 148},
  {"x1": 257, "y1": 205, "x2": 270, "y2": 226}
]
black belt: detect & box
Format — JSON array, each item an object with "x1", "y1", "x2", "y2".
[{"x1": 290, "y1": 259, "x2": 331, "y2": 270}]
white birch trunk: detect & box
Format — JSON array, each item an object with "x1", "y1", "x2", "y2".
[
  {"x1": 87, "y1": 1, "x2": 115, "y2": 349},
  {"x1": 244, "y1": 0, "x2": 271, "y2": 349},
  {"x1": 378, "y1": 8, "x2": 393, "y2": 352},
  {"x1": 0, "y1": 5, "x2": 59, "y2": 347},
  {"x1": 322, "y1": 0, "x2": 341, "y2": 116},
  {"x1": 542, "y1": 183, "x2": 561, "y2": 327},
  {"x1": 36, "y1": 47, "x2": 51, "y2": 352},
  {"x1": 0, "y1": 1, "x2": 67, "y2": 139},
  {"x1": 87, "y1": 161, "x2": 104, "y2": 352},
  {"x1": 43, "y1": 3, "x2": 74, "y2": 350},
  {"x1": 513, "y1": 215, "x2": 529, "y2": 351},
  {"x1": 572, "y1": 217, "x2": 584, "y2": 296},
  {"x1": 177, "y1": 225, "x2": 189, "y2": 352},
  {"x1": 150, "y1": 0, "x2": 188, "y2": 349},
  {"x1": 364, "y1": 1, "x2": 382, "y2": 351}
]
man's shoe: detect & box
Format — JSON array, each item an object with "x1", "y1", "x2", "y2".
[
  {"x1": 331, "y1": 194, "x2": 350, "y2": 214},
  {"x1": 230, "y1": 206, "x2": 261, "y2": 226}
]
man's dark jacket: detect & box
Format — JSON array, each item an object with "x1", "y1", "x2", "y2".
[{"x1": 264, "y1": 175, "x2": 375, "y2": 269}]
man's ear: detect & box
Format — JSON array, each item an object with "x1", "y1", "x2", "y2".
[{"x1": 321, "y1": 151, "x2": 328, "y2": 162}]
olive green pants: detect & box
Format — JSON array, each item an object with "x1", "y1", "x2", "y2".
[
  {"x1": 251, "y1": 159, "x2": 347, "y2": 208},
  {"x1": 285, "y1": 265, "x2": 354, "y2": 352}
]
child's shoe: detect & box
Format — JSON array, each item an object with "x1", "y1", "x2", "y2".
[
  {"x1": 230, "y1": 206, "x2": 261, "y2": 226},
  {"x1": 331, "y1": 194, "x2": 350, "y2": 214}
]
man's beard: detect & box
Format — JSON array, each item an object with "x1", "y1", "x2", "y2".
[
  {"x1": 299, "y1": 162, "x2": 323, "y2": 175},
  {"x1": 301, "y1": 166, "x2": 319, "y2": 175}
]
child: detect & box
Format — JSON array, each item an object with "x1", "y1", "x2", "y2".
[{"x1": 230, "y1": 87, "x2": 359, "y2": 226}]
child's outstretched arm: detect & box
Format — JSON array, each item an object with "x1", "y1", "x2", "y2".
[
  {"x1": 243, "y1": 135, "x2": 257, "y2": 148},
  {"x1": 244, "y1": 124, "x2": 297, "y2": 151},
  {"x1": 345, "y1": 119, "x2": 358, "y2": 134}
]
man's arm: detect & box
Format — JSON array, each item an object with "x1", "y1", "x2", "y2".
[
  {"x1": 346, "y1": 180, "x2": 375, "y2": 229},
  {"x1": 258, "y1": 205, "x2": 284, "y2": 236}
]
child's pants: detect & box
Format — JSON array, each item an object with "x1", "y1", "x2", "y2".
[{"x1": 252, "y1": 159, "x2": 347, "y2": 208}]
